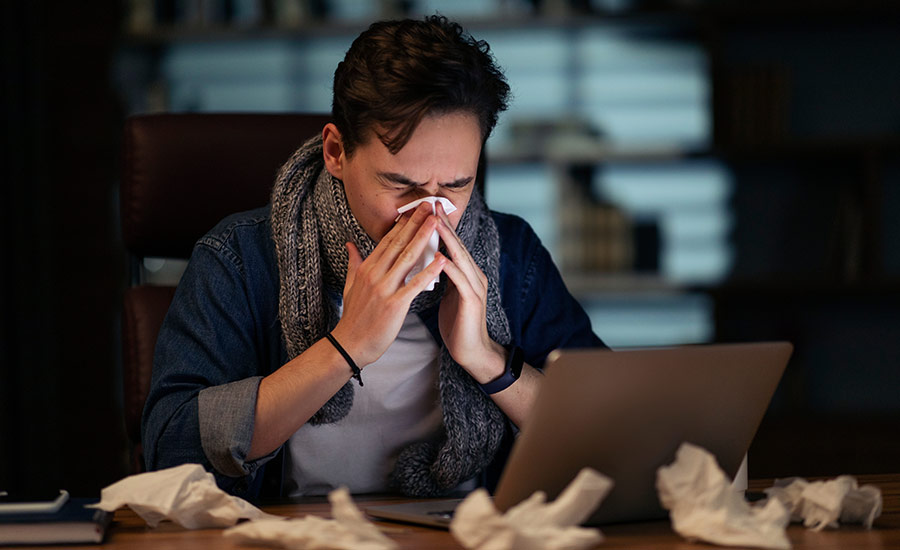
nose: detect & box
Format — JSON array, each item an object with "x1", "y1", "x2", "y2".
[{"x1": 413, "y1": 181, "x2": 442, "y2": 200}]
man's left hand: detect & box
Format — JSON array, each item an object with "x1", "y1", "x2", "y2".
[{"x1": 433, "y1": 202, "x2": 507, "y2": 384}]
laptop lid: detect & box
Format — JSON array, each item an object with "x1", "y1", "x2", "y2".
[{"x1": 492, "y1": 341, "x2": 792, "y2": 525}]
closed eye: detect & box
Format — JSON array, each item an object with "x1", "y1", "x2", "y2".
[
  {"x1": 441, "y1": 177, "x2": 473, "y2": 190},
  {"x1": 378, "y1": 172, "x2": 473, "y2": 190}
]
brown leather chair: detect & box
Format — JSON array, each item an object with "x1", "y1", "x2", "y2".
[{"x1": 120, "y1": 113, "x2": 331, "y2": 473}]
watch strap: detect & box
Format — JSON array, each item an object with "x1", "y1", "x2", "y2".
[{"x1": 479, "y1": 346, "x2": 524, "y2": 395}]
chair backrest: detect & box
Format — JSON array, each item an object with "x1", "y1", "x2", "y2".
[{"x1": 120, "y1": 113, "x2": 331, "y2": 472}]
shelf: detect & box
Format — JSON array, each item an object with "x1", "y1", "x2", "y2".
[
  {"x1": 489, "y1": 143, "x2": 707, "y2": 166},
  {"x1": 489, "y1": 137, "x2": 900, "y2": 166},
  {"x1": 121, "y1": 21, "x2": 366, "y2": 45},
  {"x1": 562, "y1": 272, "x2": 900, "y2": 299},
  {"x1": 691, "y1": 1, "x2": 900, "y2": 23},
  {"x1": 120, "y1": 2, "x2": 900, "y2": 46},
  {"x1": 713, "y1": 136, "x2": 900, "y2": 161},
  {"x1": 562, "y1": 272, "x2": 691, "y2": 297},
  {"x1": 119, "y1": 9, "x2": 703, "y2": 46},
  {"x1": 708, "y1": 279, "x2": 900, "y2": 297}
]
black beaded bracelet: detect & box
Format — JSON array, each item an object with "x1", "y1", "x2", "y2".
[{"x1": 324, "y1": 332, "x2": 364, "y2": 387}]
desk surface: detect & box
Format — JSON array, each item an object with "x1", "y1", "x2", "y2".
[{"x1": 31, "y1": 474, "x2": 900, "y2": 549}]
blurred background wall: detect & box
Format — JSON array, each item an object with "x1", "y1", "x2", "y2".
[{"x1": 2, "y1": 0, "x2": 899, "y2": 495}]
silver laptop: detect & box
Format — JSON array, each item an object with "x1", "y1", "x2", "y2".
[{"x1": 366, "y1": 342, "x2": 792, "y2": 527}]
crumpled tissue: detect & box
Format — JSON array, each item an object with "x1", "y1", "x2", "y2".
[
  {"x1": 764, "y1": 475, "x2": 882, "y2": 530},
  {"x1": 396, "y1": 196, "x2": 457, "y2": 290},
  {"x1": 657, "y1": 443, "x2": 792, "y2": 550},
  {"x1": 89, "y1": 463, "x2": 278, "y2": 528},
  {"x1": 450, "y1": 467, "x2": 613, "y2": 550},
  {"x1": 224, "y1": 486, "x2": 397, "y2": 550}
]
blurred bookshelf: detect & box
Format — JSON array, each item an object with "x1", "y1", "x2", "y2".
[
  {"x1": 114, "y1": 0, "x2": 900, "y2": 475},
  {"x1": 115, "y1": 0, "x2": 900, "y2": 336}
]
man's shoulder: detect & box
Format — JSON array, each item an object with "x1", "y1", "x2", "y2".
[
  {"x1": 197, "y1": 205, "x2": 272, "y2": 253},
  {"x1": 490, "y1": 210, "x2": 541, "y2": 248}
]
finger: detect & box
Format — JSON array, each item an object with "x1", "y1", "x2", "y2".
[
  {"x1": 384, "y1": 214, "x2": 442, "y2": 285},
  {"x1": 345, "y1": 241, "x2": 363, "y2": 290},
  {"x1": 434, "y1": 203, "x2": 471, "y2": 260},
  {"x1": 439, "y1": 251, "x2": 483, "y2": 303},
  {"x1": 435, "y1": 200, "x2": 451, "y2": 223},
  {"x1": 434, "y1": 201, "x2": 459, "y2": 241},
  {"x1": 434, "y1": 218, "x2": 486, "y2": 292},
  {"x1": 373, "y1": 201, "x2": 434, "y2": 265},
  {"x1": 397, "y1": 250, "x2": 448, "y2": 302},
  {"x1": 364, "y1": 201, "x2": 431, "y2": 272},
  {"x1": 393, "y1": 201, "x2": 435, "y2": 245}
]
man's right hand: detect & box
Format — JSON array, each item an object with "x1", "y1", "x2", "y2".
[{"x1": 330, "y1": 201, "x2": 448, "y2": 368}]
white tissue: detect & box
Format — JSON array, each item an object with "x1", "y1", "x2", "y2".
[
  {"x1": 89, "y1": 463, "x2": 278, "y2": 529},
  {"x1": 450, "y1": 467, "x2": 613, "y2": 550},
  {"x1": 396, "y1": 196, "x2": 457, "y2": 291},
  {"x1": 765, "y1": 476, "x2": 882, "y2": 530},
  {"x1": 656, "y1": 443, "x2": 792, "y2": 550},
  {"x1": 840, "y1": 484, "x2": 883, "y2": 528},
  {"x1": 224, "y1": 487, "x2": 397, "y2": 550}
]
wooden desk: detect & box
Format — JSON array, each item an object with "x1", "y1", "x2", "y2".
[{"x1": 36, "y1": 474, "x2": 900, "y2": 549}]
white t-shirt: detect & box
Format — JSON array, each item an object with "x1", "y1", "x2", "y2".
[{"x1": 284, "y1": 313, "x2": 443, "y2": 496}]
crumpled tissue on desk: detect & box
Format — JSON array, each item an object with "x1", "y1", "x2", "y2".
[
  {"x1": 450, "y1": 467, "x2": 614, "y2": 550},
  {"x1": 657, "y1": 443, "x2": 792, "y2": 550},
  {"x1": 657, "y1": 442, "x2": 884, "y2": 550},
  {"x1": 224, "y1": 487, "x2": 398, "y2": 550},
  {"x1": 89, "y1": 463, "x2": 278, "y2": 528},
  {"x1": 764, "y1": 475, "x2": 883, "y2": 530}
]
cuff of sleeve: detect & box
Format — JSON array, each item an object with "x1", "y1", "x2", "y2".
[{"x1": 198, "y1": 377, "x2": 277, "y2": 477}]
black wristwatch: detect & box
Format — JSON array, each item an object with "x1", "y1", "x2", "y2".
[{"x1": 479, "y1": 346, "x2": 524, "y2": 395}]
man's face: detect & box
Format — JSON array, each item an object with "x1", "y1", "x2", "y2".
[{"x1": 325, "y1": 112, "x2": 482, "y2": 242}]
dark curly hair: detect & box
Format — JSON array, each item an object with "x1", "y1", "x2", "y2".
[{"x1": 332, "y1": 15, "x2": 510, "y2": 156}]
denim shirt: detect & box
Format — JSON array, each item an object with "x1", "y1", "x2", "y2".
[{"x1": 142, "y1": 205, "x2": 604, "y2": 500}]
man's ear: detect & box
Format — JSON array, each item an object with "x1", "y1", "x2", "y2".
[{"x1": 322, "y1": 123, "x2": 345, "y2": 179}]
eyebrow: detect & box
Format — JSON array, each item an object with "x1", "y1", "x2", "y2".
[{"x1": 378, "y1": 171, "x2": 473, "y2": 188}]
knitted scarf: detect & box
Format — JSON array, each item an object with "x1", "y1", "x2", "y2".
[{"x1": 270, "y1": 135, "x2": 511, "y2": 496}]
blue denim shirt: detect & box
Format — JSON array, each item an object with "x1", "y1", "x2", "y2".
[{"x1": 142, "y1": 205, "x2": 604, "y2": 500}]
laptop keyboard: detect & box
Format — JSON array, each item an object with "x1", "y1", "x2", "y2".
[{"x1": 427, "y1": 510, "x2": 455, "y2": 522}]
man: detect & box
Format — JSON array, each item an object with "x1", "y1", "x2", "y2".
[{"x1": 142, "y1": 15, "x2": 604, "y2": 500}]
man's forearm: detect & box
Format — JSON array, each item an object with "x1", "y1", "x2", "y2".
[{"x1": 248, "y1": 338, "x2": 357, "y2": 460}]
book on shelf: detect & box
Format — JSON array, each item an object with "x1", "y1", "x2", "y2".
[{"x1": 0, "y1": 497, "x2": 112, "y2": 546}]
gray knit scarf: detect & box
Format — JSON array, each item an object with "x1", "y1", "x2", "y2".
[{"x1": 270, "y1": 135, "x2": 511, "y2": 496}]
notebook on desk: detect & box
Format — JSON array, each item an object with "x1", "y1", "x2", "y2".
[{"x1": 366, "y1": 341, "x2": 792, "y2": 528}]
